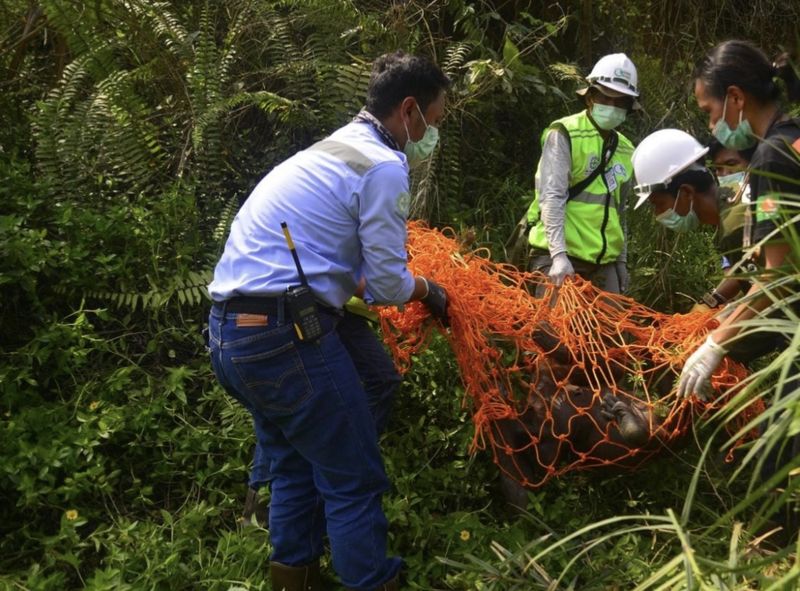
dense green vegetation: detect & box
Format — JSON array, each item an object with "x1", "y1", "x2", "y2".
[{"x1": 2, "y1": 1, "x2": 799, "y2": 589}]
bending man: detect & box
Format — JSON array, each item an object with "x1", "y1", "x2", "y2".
[{"x1": 207, "y1": 51, "x2": 450, "y2": 591}]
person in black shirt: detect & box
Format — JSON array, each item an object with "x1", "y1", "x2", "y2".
[
  {"x1": 683, "y1": 39, "x2": 800, "y2": 397},
  {"x1": 747, "y1": 119, "x2": 800, "y2": 243},
  {"x1": 688, "y1": 39, "x2": 800, "y2": 539}
]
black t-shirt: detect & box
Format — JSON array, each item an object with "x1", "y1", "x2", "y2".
[
  {"x1": 747, "y1": 117, "x2": 800, "y2": 318},
  {"x1": 748, "y1": 118, "x2": 800, "y2": 243}
]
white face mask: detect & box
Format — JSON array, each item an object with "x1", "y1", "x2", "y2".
[{"x1": 403, "y1": 103, "x2": 439, "y2": 166}]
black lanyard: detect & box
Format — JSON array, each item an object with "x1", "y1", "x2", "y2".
[{"x1": 353, "y1": 110, "x2": 401, "y2": 151}]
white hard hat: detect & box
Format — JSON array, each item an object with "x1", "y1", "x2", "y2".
[
  {"x1": 586, "y1": 53, "x2": 639, "y2": 97},
  {"x1": 631, "y1": 129, "x2": 710, "y2": 209}
]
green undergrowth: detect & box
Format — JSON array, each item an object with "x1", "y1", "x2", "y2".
[
  {"x1": 3, "y1": 0, "x2": 800, "y2": 588},
  {"x1": 0, "y1": 314, "x2": 779, "y2": 590}
]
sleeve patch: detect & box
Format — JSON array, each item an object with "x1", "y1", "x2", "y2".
[
  {"x1": 396, "y1": 191, "x2": 411, "y2": 217},
  {"x1": 755, "y1": 194, "x2": 780, "y2": 221}
]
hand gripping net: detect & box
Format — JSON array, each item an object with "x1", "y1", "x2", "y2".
[{"x1": 378, "y1": 223, "x2": 762, "y2": 488}]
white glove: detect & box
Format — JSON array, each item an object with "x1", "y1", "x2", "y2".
[
  {"x1": 549, "y1": 252, "x2": 575, "y2": 287},
  {"x1": 677, "y1": 335, "x2": 727, "y2": 400}
]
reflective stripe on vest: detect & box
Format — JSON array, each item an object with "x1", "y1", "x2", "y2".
[
  {"x1": 570, "y1": 190, "x2": 612, "y2": 206},
  {"x1": 307, "y1": 139, "x2": 375, "y2": 176},
  {"x1": 526, "y1": 110, "x2": 634, "y2": 264}
]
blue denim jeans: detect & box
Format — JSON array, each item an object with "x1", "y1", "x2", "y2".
[
  {"x1": 248, "y1": 311, "x2": 401, "y2": 490},
  {"x1": 208, "y1": 305, "x2": 402, "y2": 590}
]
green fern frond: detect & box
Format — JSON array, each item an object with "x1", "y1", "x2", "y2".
[
  {"x1": 219, "y1": 2, "x2": 254, "y2": 80},
  {"x1": 212, "y1": 197, "x2": 239, "y2": 246},
  {"x1": 443, "y1": 42, "x2": 474, "y2": 77},
  {"x1": 85, "y1": 269, "x2": 213, "y2": 312},
  {"x1": 409, "y1": 115, "x2": 463, "y2": 222},
  {"x1": 124, "y1": 0, "x2": 190, "y2": 53},
  {"x1": 38, "y1": 0, "x2": 96, "y2": 55},
  {"x1": 192, "y1": 90, "x2": 298, "y2": 151},
  {"x1": 327, "y1": 59, "x2": 372, "y2": 119},
  {"x1": 548, "y1": 62, "x2": 584, "y2": 83}
]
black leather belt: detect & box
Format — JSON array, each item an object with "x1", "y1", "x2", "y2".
[
  {"x1": 213, "y1": 295, "x2": 341, "y2": 316},
  {"x1": 212, "y1": 296, "x2": 285, "y2": 315}
]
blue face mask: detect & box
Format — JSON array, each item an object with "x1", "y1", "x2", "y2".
[
  {"x1": 712, "y1": 96, "x2": 757, "y2": 150},
  {"x1": 403, "y1": 103, "x2": 439, "y2": 166},
  {"x1": 656, "y1": 193, "x2": 700, "y2": 233}
]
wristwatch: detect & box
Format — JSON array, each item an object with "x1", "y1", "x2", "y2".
[{"x1": 700, "y1": 291, "x2": 727, "y2": 308}]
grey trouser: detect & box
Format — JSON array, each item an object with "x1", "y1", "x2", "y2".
[{"x1": 529, "y1": 253, "x2": 621, "y2": 297}]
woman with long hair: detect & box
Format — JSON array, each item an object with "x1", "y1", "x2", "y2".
[{"x1": 683, "y1": 40, "x2": 800, "y2": 536}]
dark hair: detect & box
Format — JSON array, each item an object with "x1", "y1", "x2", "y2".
[
  {"x1": 365, "y1": 51, "x2": 451, "y2": 119},
  {"x1": 694, "y1": 40, "x2": 800, "y2": 104},
  {"x1": 666, "y1": 167, "x2": 715, "y2": 196},
  {"x1": 706, "y1": 139, "x2": 756, "y2": 163}
]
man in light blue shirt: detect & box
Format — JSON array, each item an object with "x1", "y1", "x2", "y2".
[
  {"x1": 208, "y1": 119, "x2": 421, "y2": 307},
  {"x1": 207, "y1": 51, "x2": 450, "y2": 591}
]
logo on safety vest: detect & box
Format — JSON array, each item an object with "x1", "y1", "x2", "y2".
[
  {"x1": 611, "y1": 163, "x2": 626, "y2": 177},
  {"x1": 586, "y1": 155, "x2": 600, "y2": 175},
  {"x1": 759, "y1": 197, "x2": 777, "y2": 213}
]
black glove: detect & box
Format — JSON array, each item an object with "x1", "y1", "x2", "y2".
[{"x1": 421, "y1": 277, "x2": 449, "y2": 326}]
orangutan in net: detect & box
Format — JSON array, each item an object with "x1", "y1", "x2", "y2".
[
  {"x1": 492, "y1": 320, "x2": 675, "y2": 508},
  {"x1": 379, "y1": 224, "x2": 753, "y2": 505}
]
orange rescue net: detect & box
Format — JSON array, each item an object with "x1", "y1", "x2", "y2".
[{"x1": 378, "y1": 222, "x2": 763, "y2": 488}]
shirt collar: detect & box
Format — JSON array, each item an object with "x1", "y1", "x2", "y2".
[{"x1": 353, "y1": 109, "x2": 401, "y2": 151}]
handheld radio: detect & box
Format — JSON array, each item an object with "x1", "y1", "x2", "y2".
[{"x1": 281, "y1": 222, "x2": 324, "y2": 342}]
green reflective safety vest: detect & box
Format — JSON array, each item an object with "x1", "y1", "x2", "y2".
[{"x1": 526, "y1": 110, "x2": 634, "y2": 265}]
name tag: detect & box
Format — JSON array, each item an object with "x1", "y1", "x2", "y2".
[{"x1": 604, "y1": 169, "x2": 618, "y2": 192}]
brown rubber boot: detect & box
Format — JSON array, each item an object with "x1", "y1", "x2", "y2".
[
  {"x1": 242, "y1": 486, "x2": 269, "y2": 527},
  {"x1": 345, "y1": 573, "x2": 400, "y2": 591},
  {"x1": 269, "y1": 560, "x2": 322, "y2": 591},
  {"x1": 378, "y1": 574, "x2": 400, "y2": 590}
]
